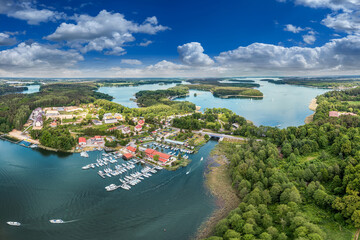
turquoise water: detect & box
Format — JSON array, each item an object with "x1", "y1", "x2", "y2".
[
  {"x1": 0, "y1": 140, "x2": 217, "y2": 240},
  {"x1": 98, "y1": 83, "x2": 178, "y2": 108},
  {"x1": 22, "y1": 85, "x2": 40, "y2": 94},
  {"x1": 176, "y1": 78, "x2": 329, "y2": 128}
]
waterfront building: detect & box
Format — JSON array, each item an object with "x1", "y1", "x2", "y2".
[
  {"x1": 145, "y1": 149, "x2": 171, "y2": 163},
  {"x1": 79, "y1": 137, "x2": 86, "y2": 146}
]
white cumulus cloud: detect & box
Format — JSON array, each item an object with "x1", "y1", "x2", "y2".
[
  {"x1": 284, "y1": 24, "x2": 304, "y2": 33},
  {"x1": 0, "y1": 42, "x2": 83, "y2": 69},
  {"x1": 46, "y1": 10, "x2": 169, "y2": 55},
  {"x1": 177, "y1": 42, "x2": 214, "y2": 66},
  {"x1": 0, "y1": 0, "x2": 65, "y2": 25},
  {"x1": 322, "y1": 12, "x2": 360, "y2": 33},
  {"x1": 121, "y1": 59, "x2": 142, "y2": 65},
  {"x1": 215, "y1": 35, "x2": 360, "y2": 72},
  {"x1": 0, "y1": 32, "x2": 16, "y2": 46}
]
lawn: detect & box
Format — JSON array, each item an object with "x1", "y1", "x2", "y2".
[{"x1": 302, "y1": 204, "x2": 355, "y2": 240}]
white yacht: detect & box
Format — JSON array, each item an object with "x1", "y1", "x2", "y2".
[
  {"x1": 7, "y1": 221, "x2": 21, "y2": 226},
  {"x1": 80, "y1": 151, "x2": 89, "y2": 158},
  {"x1": 49, "y1": 219, "x2": 64, "y2": 224},
  {"x1": 82, "y1": 165, "x2": 90, "y2": 170},
  {"x1": 105, "y1": 184, "x2": 118, "y2": 191}
]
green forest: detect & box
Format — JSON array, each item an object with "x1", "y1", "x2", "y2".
[
  {"x1": 0, "y1": 85, "x2": 28, "y2": 95},
  {"x1": 204, "y1": 87, "x2": 360, "y2": 240},
  {"x1": 262, "y1": 78, "x2": 360, "y2": 89}
]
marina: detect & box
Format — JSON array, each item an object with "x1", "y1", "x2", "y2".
[{"x1": 80, "y1": 148, "x2": 166, "y2": 191}]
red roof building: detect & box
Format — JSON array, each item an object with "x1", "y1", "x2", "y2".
[
  {"x1": 145, "y1": 148, "x2": 171, "y2": 163},
  {"x1": 79, "y1": 137, "x2": 86, "y2": 145},
  {"x1": 135, "y1": 125, "x2": 142, "y2": 132},
  {"x1": 127, "y1": 146, "x2": 136, "y2": 152},
  {"x1": 107, "y1": 127, "x2": 118, "y2": 131},
  {"x1": 123, "y1": 153, "x2": 133, "y2": 160},
  {"x1": 95, "y1": 135, "x2": 102, "y2": 139},
  {"x1": 138, "y1": 119, "x2": 145, "y2": 125}
]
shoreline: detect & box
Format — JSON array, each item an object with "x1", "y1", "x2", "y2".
[
  {"x1": 195, "y1": 147, "x2": 240, "y2": 239},
  {"x1": 309, "y1": 98, "x2": 318, "y2": 111},
  {"x1": 305, "y1": 98, "x2": 318, "y2": 124}
]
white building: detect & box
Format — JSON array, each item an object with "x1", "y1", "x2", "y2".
[{"x1": 104, "y1": 118, "x2": 118, "y2": 124}]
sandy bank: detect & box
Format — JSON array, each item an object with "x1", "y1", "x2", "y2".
[
  {"x1": 309, "y1": 98, "x2": 318, "y2": 111},
  {"x1": 304, "y1": 114, "x2": 314, "y2": 124}
]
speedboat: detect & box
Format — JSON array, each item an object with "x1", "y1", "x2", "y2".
[
  {"x1": 49, "y1": 219, "x2": 64, "y2": 224},
  {"x1": 80, "y1": 151, "x2": 89, "y2": 158},
  {"x1": 105, "y1": 184, "x2": 118, "y2": 191},
  {"x1": 200, "y1": 157, "x2": 204, "y2": 161},
  {"x1": 7, "y1": 221, "x2": 21, "y2": 226},
  {"x1": 82, "y1": 165, "x2": 90, "y2": 170}
]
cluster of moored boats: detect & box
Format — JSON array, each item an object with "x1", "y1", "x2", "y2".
[
  {"x1": 81, "y1": 152, "x2": 122, "y2": 170},
  {"x1": 80, "y1": 150, "x2": 163, "y2": 192},
  {"x1": 98, "y1": 159, "x2": 139, "y2": 179},
  {"x1": 106, "y1": 165, "x2": 163, "y2": 191},
  {"x1": 152, "y1": 142, "x2": 194, "y2": 154}
]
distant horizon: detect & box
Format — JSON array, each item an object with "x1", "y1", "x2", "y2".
[{"x1": 2, "y1": 75, "x2": 360, "y2": 80}]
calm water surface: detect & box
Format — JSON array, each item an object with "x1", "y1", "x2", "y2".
[
  {"x1": 22, "y1": 85, "x2": 40, "y2": 94},
  {"x1": 176, "y1": 78, "x2": 329, "y2": 128},
  {"x1": 0, "y1": 140, "x2": 217, "y2": 240},
  {"x1": 98, "y1": 78, "x2": 328, "y2": 128},
  {"x1": 98, "y1": 83, "x2": 178, "y2": 108}
]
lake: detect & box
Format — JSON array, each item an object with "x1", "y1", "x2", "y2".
[
  {"x1": 98, "y1": 83, "x2": 178, "y2": 108},
  {"x1": 176, "y1": 78, "x2": 328, "y2": 128},
  {"x1": 22, "y1": 85, "x2": 40, "y2": 94},
  {"x1": 0, "y1": 139, "x2": 217, "y2": 240},
  {"x1": 97, "y1": 79, "x2": 328, "y2": 128}
]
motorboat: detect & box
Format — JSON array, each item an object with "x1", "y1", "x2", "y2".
[
  {"x1": 7, "y1": 221, "x2": 21, "y2": 226},
  {"x1": 80, "y1": 151, "x2": 89, "y2": 158},
  {"x1": 49, "y1": 219, "x2": 64, "y2": 224}
]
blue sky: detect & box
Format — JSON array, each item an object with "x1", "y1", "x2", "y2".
[{"x1": 0, "y1": 0, "x2": 359, "y2": 77}]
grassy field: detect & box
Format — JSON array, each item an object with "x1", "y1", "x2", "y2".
[
  {"x1": 344, "y1": 101, "x2": 360, "y2": 106},
  {"x1": 302, "y1": 204, "x2": 355, "y2": 240}
]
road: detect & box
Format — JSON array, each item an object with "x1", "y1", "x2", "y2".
[{"x1": 193, "y1": 130, "x2": 248, "y2": 141}]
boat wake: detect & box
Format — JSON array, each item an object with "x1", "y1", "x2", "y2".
[{"x1": 49, "y1": 219, "x2": 80, "y2": 224}]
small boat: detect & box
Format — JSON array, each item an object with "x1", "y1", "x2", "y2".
[
  {"x1": 7, "y1": 221, "x2": 21, "y2": 226},
  {"x1": 80, "y1": 151, "x2": 89, "y2": 158},
  {"x1": 49, "y1": 219, "x2": 64, "y2": 224},
  {"x1": 82, "y1": 165, "x2": 90, "y2": 170},
  {"x1": 200, "y1": 157, "x2": 204, "y2": 161}
]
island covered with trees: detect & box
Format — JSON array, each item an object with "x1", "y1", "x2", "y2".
[
  {"x1": 184, "y1": 78, "x2": 263, "y2": 99},
  {"x1": 262, "y1": 77, "x2": 360, "y2": 89}
]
